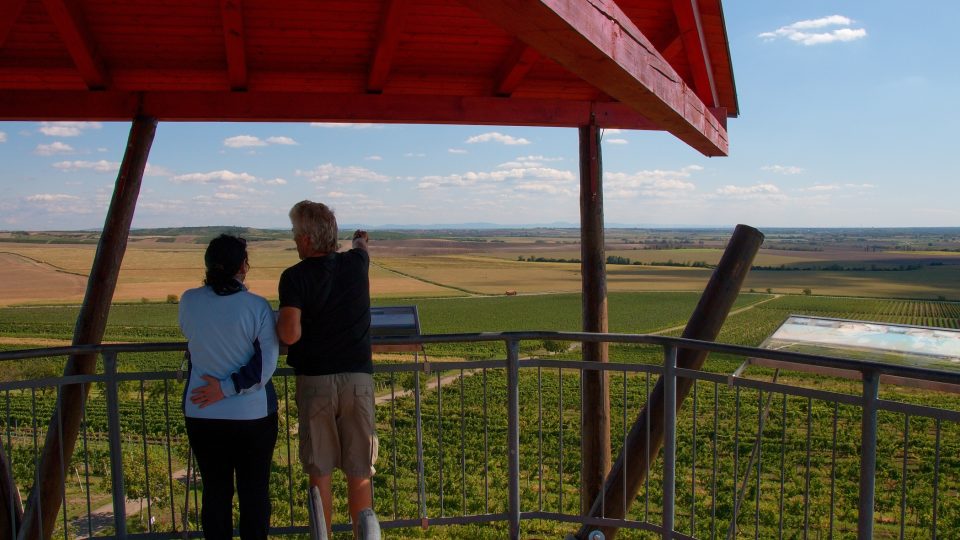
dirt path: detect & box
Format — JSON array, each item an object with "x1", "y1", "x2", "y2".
[{"x1": 647, "y1": 294, "x2": 781, "y2": 335}]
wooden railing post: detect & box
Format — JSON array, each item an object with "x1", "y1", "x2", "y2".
[
  {"x1": 579, "y1": 119, "x2": 611, "y2": 514},
  {"x1": 16, "y1": 116, "x2": 157, "y2": 540},
  {"x1": 576, "y1": 224, "x2": 764, "y2": 540}
]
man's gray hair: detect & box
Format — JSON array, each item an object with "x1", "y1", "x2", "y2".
[{"x1": 289, "y1": 200, "x2": 338, "y2": 253}]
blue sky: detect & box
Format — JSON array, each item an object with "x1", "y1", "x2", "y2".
[{"x1": 1, "y1": 1, "x2": 958, "y2": 230}]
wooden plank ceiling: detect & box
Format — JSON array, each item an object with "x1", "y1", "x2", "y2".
[{"x1": 0, "y1": 0, "x2": 738, "y2": 156}]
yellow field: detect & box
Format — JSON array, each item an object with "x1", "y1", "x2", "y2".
[{"x1": 2, "y1": 236, "x2": 959, "y2": 306}]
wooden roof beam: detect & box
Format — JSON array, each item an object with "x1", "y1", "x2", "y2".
[
  {"x1": 0, "y1": 0, "x2": 27, "y2": 50},
  {"x1": 40, "y1": 0, "x2": 108, "y2": 90},
  {"x1": 671, "y1": 0, "x2": 718, "y2": 107},
  {"x1": 220, "y1": 0, "x2": 248, "y2": 91},
  {"x1": 494, "y1": 41, "x2": 540, "y2": 97},
  {"x1": 0, "y1": 90, "x2": 664, "y2": 129},
  {"x1": 460, "y1": 0, "x2": 728, "y2": 156},
  {"x1": 367, "y1": 0, "x2": 411, "y2": 93}
]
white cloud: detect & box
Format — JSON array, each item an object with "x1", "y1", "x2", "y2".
[
  {"x1": 715, "y1": 183, "x2": 787, "y2": 200},
  {"x1": 35, "y1": 142, "x2": 75, "y2": 156},
  {"x1": 145, "y1": 163, "x2": 173, "y2": 177},
  {"x1": 803, "y1": 184, "x2": 840, "y2": 192},
  {"x1": 604, "y1": 166, "x2": 701, "y2": 198},
  {"x1": 759, "y1": 15, "x2": 866, "y2": 46},
  {"x1": 465, "y1": 132, "x2": 531, "y2": 145},
  {"x1": 497, "y1": 155, "x2": 564, "y2": 169},
  {"x1": 448, "y1": 148, "x2": 467, "y2": 154},
  {"x1": 602, "y1": 129, "x2": 622, "y2": 135},
  {"x1": 296, "y1": 163, "x2": 390, "y2": 184},
  {"x1": 404, "y1": 152, "x2": 426, "y2": 158},
  {"x1": 418, "y1": 166, "x2": 573, "y2": 189},
  {"x1": 25, "y1": 193, "x2": 80, "y2": 202},
  {"x1": 38, "y1": 121, "x2": 102, "y2": 137},
  {"x1": 265, "y1": 136, "x2": 297, "y2": 145},
  {"x1": 762, "y1": 165, "x2": 804, "y2": 175},
  {"x1": 365, "y1": 155, "x2": 383, "y2": 161},
  {"x1": 326, "y1": 191, "x2": 367, "y2": 200},
  {"x1": 605, "y1": 138, "x2": 628, "y2": 145},
  {"x1": 224, "y1": 135, "x2": 267, "y2": 148},
  {"x1": 0, "y1": 132, "x2": 6, "y2": 143},
  {"x1": 310, "y1": 122, "x2": 378, "y2": 129},
  {"x1": 224, "y1": 134, "x2": 298, "y2": 148},
  {"x1": 171, "y1": 170, "x2": 257, "y2": 184},
  {"x1": 214, "y1": 192, "x2": 240, "y2": 200},
  {"x1": 514, "y1": 182, "x2": 573, "y2": 196},
  {"x1": 264, "y1": 177, "x2": 288, "y2": 186},
  {"x1": 52, "y1": 159, "x2": 118, "y2": 172}
]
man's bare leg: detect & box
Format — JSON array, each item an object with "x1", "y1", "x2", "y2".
[
  {"x1": 347, "y1": 476, "x2": 372, "y2": 538},
  {"x1": 310, "y1": 474, "x2": 333, "y2": 539}
]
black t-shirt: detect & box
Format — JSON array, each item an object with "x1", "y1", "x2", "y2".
[{"x1": 278, "y1": 249, "x2": 372, "y2": 375}]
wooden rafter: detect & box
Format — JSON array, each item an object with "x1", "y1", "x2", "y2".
[
  {"x1": 0, "y1": 0, "x2": 27, "y2": 50},
  {"x1": 460, "y1": 0, "x2": 728, "y2": 156},
  {"x1": 367, "y1": 0, "x2": 411, "y2": 93},
  {"x1": 671, "y1": 0, "x2": 717, "y2": 107},
  {"x1": 220, "y1": 0, "x2": 248, "y2": 91},
  {"x1": 39, "y1": 0, "x2": 107, "y2": 90},
  {"x1": 0, "y1": 90, "x2": 667, "y2": 129},
  {"x1": 494, "y1": 41, "x2": 540, "y2": 96},
  {"x1": 660, "y1": 35, "x2": 684, "y2": 65}
]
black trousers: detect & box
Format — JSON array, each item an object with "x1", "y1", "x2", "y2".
[{"x1": 185, "y1": 413, "x2": 278, "y2": 540}]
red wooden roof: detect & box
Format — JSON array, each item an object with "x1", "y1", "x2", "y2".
[{"x1": 0, "y1": 0, "x2": 738, "y2": 156}]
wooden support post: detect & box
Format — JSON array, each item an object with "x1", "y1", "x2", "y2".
[
  {"x1": 575, "y1": 224, "x2": 764, "y2": 540},
  {"x1": 0, "y1": 445, "x2": 22, "y2": 540},
  {"x1": 579, "y1": 121, "x2": 610, "y2": 514},
  {"x1": 16, "y1": 116, "x2": 157, "y2": 540}
]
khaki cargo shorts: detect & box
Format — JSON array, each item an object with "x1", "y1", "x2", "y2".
[{"x1": 296, "y1": 372, "x2": 378, "y2": 479}]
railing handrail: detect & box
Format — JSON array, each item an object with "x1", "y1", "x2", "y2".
[{"x1": 3, "y1": 330, "x2": 960, "y2": 386}]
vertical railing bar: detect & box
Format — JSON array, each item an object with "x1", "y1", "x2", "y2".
[
  {"x1": 389, "y1": 372, "x2": 398, "y2": 519},
  {"x1": 622, "y1": 368, "x2": 628, "y2": 519},
  {"x1": 538, "y1": 366, "x2": 543, "y2": 513},
  {"x1": 899, "y1": 414, "x2": 910, "y2": 540},
  {"x1": 437, "y1": 370, "x2": 444, "y2": 517},
  {"x1": 662, "y1": 344, "x2": 677, "y2": 540},
  {"x1": 558, "y1": 367, "x2": 564, "y2": 514},
  {"x1": 56, "y1": 384, "x2": 67, "y2": 540},
  {"x1": 32, "y1": 386, "x2": 42, "y2": 536},
  {"x1": 81, "y1": 386, "x2": 93, "y2": 537},
  {"x1": 645, "y1": 371, "x2": 650, "y2": 523},
  {"x1": 104, "y1": 352, "x2": 127, "y2": 538},
  {"x1": 460, "y1": 368, "x2": 466, "y2": 516},
  {"x1": 711, "y1": 382, "x2": 718, "y2": 540},
  {"x1": 932, "y1": 417, "x2": 941, "y2": 539},
  {"x1": 414, "y1": 355, "x2": 427, "y2": 523},
  {"x1": 163, "y1": 379, "x2": 176, "y2": 531},
  {"x1": 755, "y1": 389, "x2": 762, "y2": 540},
  {"x1": 191, "y1": 451, "x2": 200, "y2": 528},
  {"x1": 506, "y1": 339, "x2": 521, "y2": 540},
  {"x1": 283, "y1": 375, "x2": 294, "y2": 527},
  {"x1": 3, "y1": 389, "x2": 11, "y2": 540},
  {"x1": 140, "y1": 379, "x2": 153, "y2": 531},
  {"x1": 858, "y1": 371, "x2": 880, "y2": 540},
  {"x1": 482, "y1": 368, "x2": 489, "y2": 514},
  {"x1": 578, "y1": 371, "x2": 583, "y2": 516},
  {"x1": 778, "y1": 394, "x2": 786, "y2": 540},
  {"x1": 730, "y1": 385, "x2": 740, "y2": 539},
  {"x1": 691, "y1": 380, "x2": 697, "y2": 537},
  {"x1": 829, "y1": 401, "x2": 839, "y2": 538},
  {"x1": 803, "y1": 396, "x2": 811, "y2": 540}
]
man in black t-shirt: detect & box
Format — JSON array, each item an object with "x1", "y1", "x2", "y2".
[{"x1": 277, "y1": 200, "x2": 377, "y2": 539}]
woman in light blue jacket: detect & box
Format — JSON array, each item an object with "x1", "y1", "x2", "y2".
[{"x1": 179, "y1": 234, "x2": 279, "y2": 540}]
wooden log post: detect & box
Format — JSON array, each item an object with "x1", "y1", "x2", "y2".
[
  {"x1": 575, "y1": 224, "x2": 764, "y2": 539},
  {"x1": 16, "y1": 116, "x2": 157, "y2": 540},
  {"x1": 579, "y1": 121, "x2": 610, "y2": 513}
]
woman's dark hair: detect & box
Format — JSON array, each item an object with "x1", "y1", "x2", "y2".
[{"x1": 203, "y1": 234, "x2": 248, "y2": 295}]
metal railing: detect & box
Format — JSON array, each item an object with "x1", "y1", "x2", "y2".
[{"x1": 1, "y1": 332, "x2": 958, "y2": 539}]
